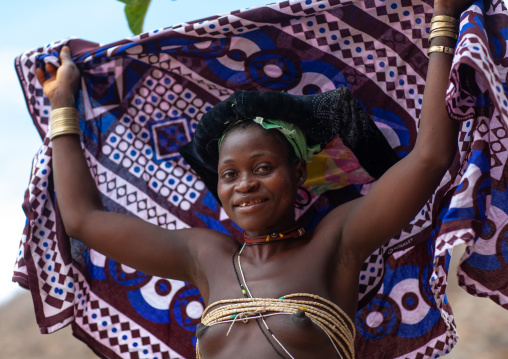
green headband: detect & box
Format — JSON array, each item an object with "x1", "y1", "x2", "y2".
[{"x1": 218, "y1": 117, "x2": 321, "y2": 162}]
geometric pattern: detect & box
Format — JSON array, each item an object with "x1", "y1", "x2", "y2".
[{"x1": 12, "y1": 1, "x2": 508, "y2": 359}]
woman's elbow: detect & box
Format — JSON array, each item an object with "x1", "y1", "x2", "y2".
[{"x1": 60, "y1": 207, "x2": 101, "y2": 239}]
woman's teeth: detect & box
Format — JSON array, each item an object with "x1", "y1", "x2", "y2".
[{"x1": 239, "y1": 199, "x2": 263, "y2": 207}]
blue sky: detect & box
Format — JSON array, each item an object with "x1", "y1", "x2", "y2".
[{"x1": 0, "y1": 0, "x2": 276, "y2": 304}]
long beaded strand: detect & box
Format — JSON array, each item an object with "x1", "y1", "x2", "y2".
[
  {"x1": 237, "y1": 243, "x2": 295, "y2": 359},
  {"x1": 232, "y1": 244, "x2": 288, "y2": 359}
]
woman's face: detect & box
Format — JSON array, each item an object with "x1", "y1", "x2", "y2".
[{"x1": 217, "y1": 124, "x2": 306, "y2": 236}]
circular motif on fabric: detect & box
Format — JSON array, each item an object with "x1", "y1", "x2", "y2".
[
  {"x1": 144, "y1": 103, "x2": 154, "y2": 114},
  {"x1": 355, "y1": 295, "x2": 401, "y2": 340},
  {"x1": 156, "y1": 170, "x2": 167, "y2": 180},
  {"x1": 105, "y1": 259, "x2": 151, "y2": 290},
  {"x1": 186, "y1": 300, "x2": 204, "y2": 319},
  {"x1": 177, "y1": 184, "x2": 187, "y2": 194},
  {"x1": 118, "y1": 141, "x2": 129, "y2": 151},
  {"x1": 171, "y1": 286, "x2": 204, "y2": 332},
  {"x1": 173, "y1": 84, "x2": 183, "y2": 94},
  {"x1": 152, "y1": 69, "x2": 163, "y2": 79},
  {"x1": 194, "y1": 180, "x2": 205, "y2": 191},
  {"x1": 365, "y1": 311, "x2": 384, "y2": 328},
  {"x1": 401, "y1": 292, "x2": 419, "y2": 311},
  {"x1": 263, "y1": 64, "x2": 283, "y2": 78},
  {"x1": 480, "y1": 219, "x2": 496, "y2": 240},
  {"x1": 174, "y1": 167, "x2": 184, "y2": 177},
  {"x1": 302, "y1": 84, "x2": 322, "y2": 95},
  {"x1": 117, "y1": 186, "x2": 126, "y2": 197},
  {"x1": 155, "y1": 85, "x2": 166, "y2": 95},
  {"x1": 155, "y1": 279, "x2": 172, "y2": 296},
  {"x1": 115, "y1": 125, "x2": 126, "y2": 135},
  {"x1": 420, "y1": 263, "x2": 437, "y2": 306},
  {"x1": 139, "y1": 87, "x2": 149, "y2": 97},
  {"x1": 496, "y1": 223, "x2": 508, "y2": 266},
  {"x1": 454, "y1": 178, "x2": 469, "y2": 195},
  {"x1": 228, "y1": 49, "x2": 247, "y2": 62},
  {"x1": 180, "y1": 38, "x2": 229, "y2": 58},
  {"x1": 180, "y1": 200, "x2": 191, "y2": 211},
  {"x1": 160, "y1": 101, "x2": 170, "y2": 111},
  {"x1": 122, "y1": 158, "x2": 132, "y2": 167},
  {"x1": 245, "y1": 50, "x2": 301, "y2": 90}
]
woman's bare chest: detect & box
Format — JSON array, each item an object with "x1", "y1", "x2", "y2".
[
  {"x1": 197, "y1": 311, "x2": 344, "y2": 359},
  {"x1": 204, "y1": 242, "x2": 335, "y2": 303}
]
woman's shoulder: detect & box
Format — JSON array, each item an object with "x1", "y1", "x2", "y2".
[
  {"x1": 184, "y1": 227, "x2": 239, "y2": 255},
  {"x1": 311, "y1": 199, "x2": 359, "y2": 243}
]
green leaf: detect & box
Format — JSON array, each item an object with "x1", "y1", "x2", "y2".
[{"x1": 118, "y1": 0, "x2": 152, "y2": 35}]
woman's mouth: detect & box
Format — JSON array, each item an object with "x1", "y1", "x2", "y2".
[{"x1": 237, "y1": 199, "x2": 266, "y2": 207}]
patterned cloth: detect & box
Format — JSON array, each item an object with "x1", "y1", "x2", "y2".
[{"x1": 13, "y1": 0, "x2": 508, "y2": 358}]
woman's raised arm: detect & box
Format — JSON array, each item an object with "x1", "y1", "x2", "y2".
[
  {"x1": 331, "y1": 0, "x2": 473, "y2": 265},
  {"x1": 35, "y1": 47, "x2": 221, "y2": 286}
]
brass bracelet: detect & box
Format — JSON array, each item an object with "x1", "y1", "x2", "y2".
[
  {"x1": 429, "y1": 24, "x2": 458, "y2": 33},
  {"x1": 49, "y1": 107, "x2": 81, "y2": 140},
  {"x1": 429, "y1": 30, "x2": 459, "y2": 42},
  {"x1": 431, "y1": 21, "x2": 459, "y2": 28},
  {"x1": 427, "y1": 45, "x2": 455, "y2": 56},
  {"x1": 431, "y1": 15, "x2": 459, "y2": 25},
  {"x1": 430, "y1": 21, "x2": 458, "y2": 30}
]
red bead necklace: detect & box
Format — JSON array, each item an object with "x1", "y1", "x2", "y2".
[{"x1": 243, "y1": 226, "x2": 306, "y2": 245}]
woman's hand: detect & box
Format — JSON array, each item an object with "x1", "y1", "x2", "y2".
[
  {"x1": 433, "y1": 0, "x2": 476, "y2": 18},
  {"x1": 35, "y1": 46, "x2": 80, "y2": 109}
]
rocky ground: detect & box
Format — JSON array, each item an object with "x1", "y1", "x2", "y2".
[{"x1": 1, "y1": 245, "x2": 507, "y2": 359}]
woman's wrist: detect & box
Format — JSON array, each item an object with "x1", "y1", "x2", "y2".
[
  {"x1": 429, "y1": 36, "x2": 457, "y2": 47},
  {"x1": 49, "y1": 107, "x2": 81, "y2": 140},
  {"x1": 433, "y1": 4, "x2": 462, "y2": 19},
  {"x1": 50, "y1": 96, "x2": 76, "y2": 110}
]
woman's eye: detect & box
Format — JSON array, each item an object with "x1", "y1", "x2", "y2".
[
  {"x1": 255, "y1": 165, "x2": 271, "y2": 174},
  {"x1": 222, "y1": 172, "x2": 237, "y2": 179}
]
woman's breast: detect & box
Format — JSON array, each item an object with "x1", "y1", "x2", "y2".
[{"x1": 197, "y1": 310, "x2": 345, "y2": 359}]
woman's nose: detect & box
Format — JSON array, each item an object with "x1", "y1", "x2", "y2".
[{"x1": 235, "y1": 173, "x2": 258, "y2": 192}]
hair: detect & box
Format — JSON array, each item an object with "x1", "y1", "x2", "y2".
[{"x1": 219, "y1": 120, "x2": 300, "y2": 165}]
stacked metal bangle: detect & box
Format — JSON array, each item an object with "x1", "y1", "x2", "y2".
[
  {"x1": 49, "y1": 107, "x2": 81, "y2": 140},
  {"x1": 428, "y1": 14, "x2": 459, "y2": 56}
]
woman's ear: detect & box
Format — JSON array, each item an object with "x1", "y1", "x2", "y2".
[{"x1": 295, "y1": 159, "x2": 307, "y2": 187}]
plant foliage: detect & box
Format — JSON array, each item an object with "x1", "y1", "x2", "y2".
[{"x1": 118, "y1": 0, "x2": 152, "y2": 35}]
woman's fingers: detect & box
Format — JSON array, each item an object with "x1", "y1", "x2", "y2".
[
  {"x1": 59, "y1": 46, "x2": 72, "y2": 64},
  {"x1": 35, "y1": 67, "x2": 47, "y2": 86},
  {"x1": 45, "y1": 63, "x2": 57, "y2": 77},
  {"x1": 34, "y1": 46, "x2": 80, "y2": 107}
]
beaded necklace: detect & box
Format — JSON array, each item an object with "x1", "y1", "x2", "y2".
[
  {"x1": 244, "y1": 226, "x2": 306, "y2": 245},
  {"x1": 232, "y1": 243, "x2": 292, "y2": 358},
  {"x1": 230, "y1": 226, "x2": 306, "y2": 358}
]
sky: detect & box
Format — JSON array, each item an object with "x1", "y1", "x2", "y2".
[{"x1": 0, "y1": 0, "x2": 276, "y2": 305}]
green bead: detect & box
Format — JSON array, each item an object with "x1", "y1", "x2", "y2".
[
  {"x1": 231, "y1": 314, "x2": 237, "y2": 319},
  {"x1": 242, "y1": 289, "x2": 246, "y2": 294},
  {"x1": 279, "y1": 296, "x2": 284, "y2": 300}
]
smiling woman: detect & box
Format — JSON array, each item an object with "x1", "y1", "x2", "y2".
[
  {"x1": 13, "y1": 0, "x2": 508, "y2": 357},
  {"x1": 35, "y1": 0, "x2": 463, "y2": 348},
  {"x1": 217, "y1": 122, "x2": 306, "y2": 235}
]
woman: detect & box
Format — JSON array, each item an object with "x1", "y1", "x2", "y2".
[{"x1": 36, "y1": 0, "x2": 471, "y2": 357}]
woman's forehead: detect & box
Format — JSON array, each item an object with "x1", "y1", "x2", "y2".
[{"x1": 219, "y1": 124, "x2": 288, "y2": 158}]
